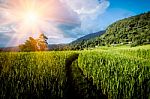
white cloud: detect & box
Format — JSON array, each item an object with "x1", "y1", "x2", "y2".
[
  {"x1": 63, "y1": 0, "x2": 109, "y2": 15},
  {"x1": 62, "y1": 0, "x2": 110, "y2": 36}
]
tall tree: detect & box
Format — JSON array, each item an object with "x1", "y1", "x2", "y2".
[{"x1": 37, "y1": 33, "x2": 48, "y2": 51}]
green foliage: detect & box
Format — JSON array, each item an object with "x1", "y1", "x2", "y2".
[
  {"x1": 102, "y1": 12, "x2": 150, "y2": 46},
  {"x1": 19, "y1": 33, "x2": 48, "y2": 52},
  {"x1": 19, "y1": 37, "x2": 39, "y2": 52},
  {"x1": 38, "y1": 34, "x2": 48, "y2": 51}
]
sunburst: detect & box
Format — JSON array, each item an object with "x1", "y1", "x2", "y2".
[
  {"x1": 0, "y1": 0, "x2": 68, "y2": 45},
  {"x1": 0, "y1": 0, "x2": 52, "y2": 34}
]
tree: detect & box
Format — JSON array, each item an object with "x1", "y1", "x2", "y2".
[
  {"x1": 19, "y1": 37, "x2": 39, "y2": 52},
  {"x1": 19, "y1": 33, "x2": 48, "y2": 52},
  {"x1": 37, "y1": 33, "x2": 48, "y2": 51}
]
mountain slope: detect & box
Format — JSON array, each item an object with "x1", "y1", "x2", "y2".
[
  {"x1": 71, "y1": 30, "x2": 105, "y2": 44},
  {"x1": 70, "y1": 12, "x2": 150, "y2": 50},
  {"x1": 69, "y1": 31, "x2": 105, "y2": 50},
  {"x1": 101, "y1": 12, "x2": 150, "y2": 46}
]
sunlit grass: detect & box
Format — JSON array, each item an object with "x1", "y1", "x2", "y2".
[
  {"x1": 0, "y1": 45, "x2": 150, "y2": 98},
  {"x1": 77, "y1": 45, "x2": 150, "y2": 99},
  {"x1": 0, "y1": 51, "x2": 77, "y2": 98}
]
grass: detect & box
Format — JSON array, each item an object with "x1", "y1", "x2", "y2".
[
  {"x1": 78, "y1": 50, "x2": 150, "y2": 99},
  {"x1": 94, "y1": 44, "x2": 150, "y2": 50},
  {"x1": 78, "y1": 45, "x2": 150, "y2": 98},
  {"x1": 0, "y1": 45, "x2": 150, "y2": 99},
  {"x1": 0, "y1": 51, "x2": 77, "y2": 98}
]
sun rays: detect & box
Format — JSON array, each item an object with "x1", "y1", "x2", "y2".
[
  {"x1": 0, "y1": 0, "x2": 82, "y2": 47},
  {"x1": 0, "y1": 0, "x2": 65, "y2": 46}
]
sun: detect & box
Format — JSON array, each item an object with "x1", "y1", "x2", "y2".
[
  {"x1": 25, "y1": 12, "x2": 38, "y2": 23},
  {"x1": 23, "y1": 11, "x2": 40, "y2": 26},
  {"x1": 0, "y1": 0, "x2": 71, "y2": 42},
  {"x1": 0, "y1": 0, "x2": 77, "y2": 46}
]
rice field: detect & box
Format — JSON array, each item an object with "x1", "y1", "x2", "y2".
[
  {"x1": 78, "y1": 45, "x2": 150, "y2": 99},
  {"x1": 0, "y1": 51, "x2": 77, "y2": 98},
  {"x1": 0, "y1": 45, "x2": 150, "y2": 99}
]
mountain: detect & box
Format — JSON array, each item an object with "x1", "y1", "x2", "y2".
[
  {"x1": 48, "y1": 30, "x2": 105, "y2": 50},
  {"x1": 70, "y1": 12, "x2": 150, "y2": 50},
  {"x1": 101, "y1": 11, "x2": 150, "y2": 46},
  {"x1": 71, "y1": 30, "x2": 105, "y2": 44},
  {"x1": 0, "y1": 46, "x2": 20, "y2": 52},
  {"x1": 69, "y1": 30, "x2": 105, "y2": 50},
  {"x1": 48, "y1": 44, "x2": 70, "y2": 51}
]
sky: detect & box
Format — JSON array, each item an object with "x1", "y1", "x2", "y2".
[{"x1": 0, "y1": 0, "x2": 150, "y2": 47}]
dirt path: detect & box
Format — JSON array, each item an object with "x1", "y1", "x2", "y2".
[{"x1": 64, "y1": 53, "x2": 107, "y2": 99}]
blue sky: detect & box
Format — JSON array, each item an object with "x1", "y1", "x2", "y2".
[
  {"x1": 109, "y1": 0, "x2": 150, "y2": 14},
  {"x1": 0, "y1": 0, "x2": 150, "y2": 47}
]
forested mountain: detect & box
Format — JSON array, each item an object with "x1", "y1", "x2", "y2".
[
  {"x1": 71, "y1": 31, "x2": 105, "y2": 44},
  {"x1": 102, "y1": 11, "x2": 150, "y2": 46},
  {"x1": 69, "y1": 31, "x2": 105, "y2": 50},
  {"x1": 70, "y1": 12, "x2": 150, "y2": 50}
]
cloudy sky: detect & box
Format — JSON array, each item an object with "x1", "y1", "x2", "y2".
[{"x1": 0, "y1": 0, "x2": 150, "y2": 47}]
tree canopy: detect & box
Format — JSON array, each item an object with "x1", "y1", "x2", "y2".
[{"x1": 19, "y1": 33, "x2": 48, "y2": 52}]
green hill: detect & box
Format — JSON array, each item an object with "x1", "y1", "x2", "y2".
[
  {"x1": 70, "y1": 31, "x2": 105, "y2": 50},
  {"x1": 102, "y1": 11, "x2": 150, "y2": 46},
  {"x1": 70, "y1": 12, "x2": 150, "y2": 50}
]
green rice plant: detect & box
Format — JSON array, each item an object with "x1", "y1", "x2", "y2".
[
  {"x1": 117, "y1": 49, "x2": 150, "y2": 59},
  {"x1": 0, "y1": 45, "x2": 150, "y2": 99},
  {"x1": 0, "y1": 51, "x2": 77, "y2": 99},
  {"x1": 78, "y1": 50, "x2": 150, "y2": 99}
]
